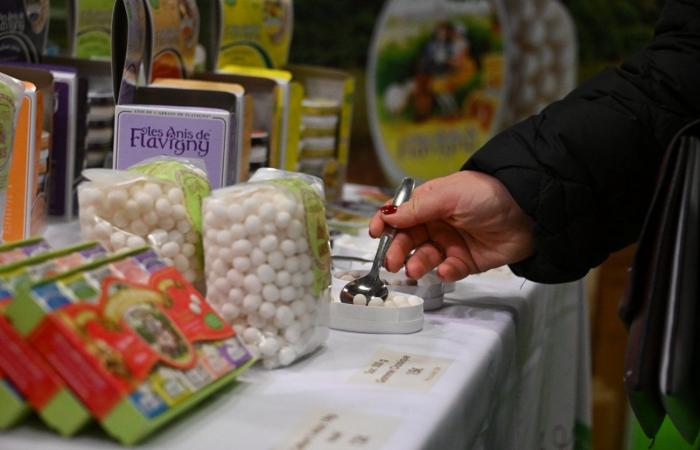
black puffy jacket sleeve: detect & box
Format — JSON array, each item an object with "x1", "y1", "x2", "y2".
[{"x1": 463, "y1": 0, "x2": 700, "y2": 283}]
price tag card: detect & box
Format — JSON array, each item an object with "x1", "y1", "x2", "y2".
[
  {"x1": 278, "y1": 409, "x2": 399, "y2": 450},
  {"x1": 349, "y1": 347, "x2": 453, "y2": 392}
]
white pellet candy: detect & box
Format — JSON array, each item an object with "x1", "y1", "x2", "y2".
[
  {"x1": 258, "y1": 300, "x2": 276, "y2": 319},
  {"x1": 284, "y1": 323, "x2": 302, "y2": 343},
  {"x1": 299, "y1": 313, "x2": 313, "y2": 330},
  {"x1": 160, "y1": 241, "x2": 180, "y2": 258},
  {"x1": 243, "y1": 274, "x2": 262, "y2": 293},
  {"x1": 228, "y1": 288, "x2": 244, "y2": 304},
  {"x1": 259, "y1": 336, "x2": 280, "y2": 356},
  {"x1": 233, "y1": 257, "x2": 251, "y2": 272},
  {"x1": 278, "y1": 346, "x2": 297, "y2": 366},
  {"x1": 163, "y1": 257, "x2": 174, "y2": 267},
  {"x1": 208, "y1": 199, "x2": 227, "y2": 219},
  {"x1": 232, "y1": 239, "x2": 252, "y2": 256},
  {"x1": 259, "y1": 235, "x2": 278, "y2": 253},
  {"x1": 167, "y1": 187, "x2": 184, "y2": 204},
  {"x1": 185, "y1": 231, "x2": 199, "y2": 243},
  {"x1": 143, "y1": 182, "x2": 162, "y2": 197},
  {"x1": 288, "y1": 220, "x2": 304, "y2": 239},
  {"x1": 250, "y1": 248, "x2": 267, "y2": 266},
  {"x1": 211, "y1": 259, "x2": 228, "y2": 276},
  {"x1": 383, "y1": 299, "x2": 397, "y2": 308},
  {"x1": 242, "y1": 294, "x2": 262, "y2": 313},
  {"x1": 142, "y1": 211, "x2": 158, "y2": 226},
  {"x1": 243, "y1": 327, "x2": 262, "y2": 344},
  {"x1": 353, "y1": 294, "x2": 367, "y2": 306},
  {"x1": 275, "y1": 305, "x2": 294, "y2": 327},
  {"x1": 275, "y1": 211, "x2": 291, "y2": 228},
  {"x1": 221, "y1": 303, "x2": 239, "y2": 321},
  {"x1": 279, "y1": 239, "x2": 296, "y2": 256},
  {"x1": 167, "y1": 230, "x2": 184, "y2": 245},
  {"x1": 262, "y1": 284, "x2": 280, "y2": 302},
  {"x1": 213, "y1": 277, "x2": 230, "y2": 293},
  {"x1": 174, "y1": 254, "x2": 190, "y2": 272},
  {"x1": 368, "y1": 297, "x2": 384, "y2": 307},
  {"x1": 279, "y1": 286, "x2": 296, "y2": 303},
  {"x1": 302, "y1": 271, "x2": 314, "y2": 286},
  {"x1": 243, "y1": 197, "x2": 259, "y2": 215},
  {"x1": 126, "y1": 235, "x2": 146, "y2": 248},
  {"x1": 159, "y1": 216, "x2": 176, "y2": 231},
  {"x1": 258, "y1": 203, "x2": 276, "y2": 222},
  {"x1": 284, "y1": 256, "x2": 300, "y2": 273},
  {"x1": 255, "y1": 264, "x2": 275, "y2": 284},
  {"x1": 267, "y1": 251, "x2": 285, "y2": 270},
  {"x1": 217, "y1": 230, "x2": 233, "y2": 246},
  {"x1": 275, "y1": 271, "x2": 291, "y2": 287},
  {"x1": 79, "y1": 186, "x2": 101, "y2": 205},
  {"x1": 182, "y1": 243, "x2": 196, "y2": 257},
  {"x1": 229, "y1": 223, "x2": 246, "y2": 241},
  {"x1": 298, "y1": 255, "x2": 311, "y2": 271},
  {"x1": 93, "y1": 221, "x2": 112, "y2": 239},
  {"x1": 134, "y1": 192, "x2": 154, "y2": 211},
  {"x1": 226, "y1": 203, "x2": 244, "y2": 223},
  {"x1": 262, "y1": 356, "x2": 280, "y2": 369},
  {"x1": 155, "y1": 198, "x2": 171, "y2": 216},
  {"x1": 107, "y1": 189, "x2": 128, "y2": 208},
  {"x1": 112, "y1": 212, "x2": 129, "y2": 229},
  {"x1": 110, "y1": 231, "x2": 128, "y2": 249},
  {"x1": 176, "y1": 220, "x2": 191, "y2": 234},
  {"x1": 226, "y1": 270, "x2": 244, "y2": 287},
  {"x1": 296, "y1": 239, "x2": 309, "y2": 253},
  {"x1": 204, "y1": 212, "x2": 217, "y2": 228},
  {"x1": 130, "y1": 220, "x2": 149, "y2": 236},
  {"x1": 291, "y1": 273, "x2": 303, "y2": 287},
  {"x1": 172, "y1": 204, "x2": 187, "y2": 220},
  {"x1": 263, "y1": 223, "x2": 276, "y2": 234},
  {"x1": 244, "y1": 215, "x2": 262, "y2": 235},
  {"x1": 290, "y1": 299, "x2": 306, "y2": 317}
]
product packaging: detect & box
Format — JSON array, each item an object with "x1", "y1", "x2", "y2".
[
  {"x1": 0, "y1": 241, "x2": 108, "y2": 433},
  {"x1": 112, "y1": 84, "x2": 251, "y2": 189},
  {"x1": 0, "y1": 66, "x2": 54, "y2": 242},
  {"x1": 5, "y1": 247, "x2": 255, "y2": 444},
  {"x1": 0, "y1": 0, "x2": 49, "y2": 63},
  {"x1": 0, "y1": 236, "x2": 52, "y2": 264},
  {"x1": 202, "y1": 168, "x2": 331, "y2": 368},
  {"x1": 79, "y1": 158, "x2": 210, "y2": 286},
  {"x1": 47, "y1": 0, "x2": 114, "y2": 60},
  {"x1": 0, "y1": 73, "x2": 24, "y2": 238},
  {"x1": 215, "y1": 0, "x2": 293, "y2": 70}
]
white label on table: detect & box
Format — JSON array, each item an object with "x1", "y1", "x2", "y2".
[
  {"x1": 349, "y1": 347, "x2": 453, "y2": 392},
  {"x1": 278, "y1": 409, "x2": 399, "y2": 450}
]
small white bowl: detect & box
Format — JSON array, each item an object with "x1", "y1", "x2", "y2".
[{"x1": 329, "y1": 289, "x2": 423, "y2": 334}]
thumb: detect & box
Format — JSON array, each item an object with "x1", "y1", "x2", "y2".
[{"x1": 381, "y1": 178, "x2": 457, "y2": 229}]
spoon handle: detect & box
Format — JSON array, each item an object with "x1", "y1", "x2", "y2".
[{"x1": 370, "y1": 177, "x2": 415, "y2": 274}]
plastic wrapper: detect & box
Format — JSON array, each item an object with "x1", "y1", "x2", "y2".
[
  {"x1": 77, "y1": 157, "x2": 210, "y2": 286},
  {"x1": 202, "y1": 168, "x2": 331, "y2": 368}
]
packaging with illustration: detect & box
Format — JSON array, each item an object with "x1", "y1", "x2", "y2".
[
  {"x1": 0, "y1": 73, "x2": 24, "y2": 238},
  {"x1": 47, "y1": 0, "x2": 114, "y2": 60},
  {"x1": 0, "y1": 242, "x2": 108, "y2": 433},
  {"x1": 216, "y1": 0, "x2": 293, "y2": 70},
  {"x1": 5, "y1": 246, "x2": 255, "y2": 444},
  {"x1": 202, "y1": 168, "x2": 331, "y2": 368},
  {"x1": 79, "y1": 158, "x2": 210, "y2": 287},
  {"x1": 0, "y1": 0, "x2": 49, "y2": 63}
]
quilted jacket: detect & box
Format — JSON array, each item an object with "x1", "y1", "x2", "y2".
[{"x1": 464, "y1": 0, "x2": 700, "y2": 283}]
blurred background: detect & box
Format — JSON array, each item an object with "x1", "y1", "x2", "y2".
[{"x1": 290, "y1": 1, "x2": 671, "y2": 450}]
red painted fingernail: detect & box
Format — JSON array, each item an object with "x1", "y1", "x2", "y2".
[{"x1": 379, "y1": 205, "x2": 397, "y2": 215}]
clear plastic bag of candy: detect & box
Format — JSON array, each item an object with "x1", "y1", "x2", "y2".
[
  {"x1": 202, "y1": 168, "x2": 331, "y2": 368},
  {"x1": 77, "y1": 157, "x2": 211, "y2": 287}
]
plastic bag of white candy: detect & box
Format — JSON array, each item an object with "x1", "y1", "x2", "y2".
[
  {"x1": 203, "y1": 168, "x2": 332, "y2": 369},
  {"x1": 78, "y1": 158, "x2": 211, "y2": 286}
]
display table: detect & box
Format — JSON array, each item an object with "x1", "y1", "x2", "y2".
[{"x1": 0, "y1": 222, "x2": 591, "y2": 450}]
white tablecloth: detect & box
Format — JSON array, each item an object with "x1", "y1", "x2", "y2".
[{"x1": 0, "y1": 223, "x2": 591, "y2": 450}]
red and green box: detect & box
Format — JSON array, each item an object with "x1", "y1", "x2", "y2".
[{"x1": 7, "y1": 247, "x2": 255, "y2": 444}]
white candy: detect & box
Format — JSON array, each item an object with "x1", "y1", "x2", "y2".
[
  {"x1": 143, "y1": 211, "x2": 159, "y2": 226},
  {"x1": 243, "y1": 274, "x2": 262, "y2": 293},
  {"x1": 259, "y1": 235, "x2": 278, "y2": 253},
  {"x1": 172, "y1": 204, "x2": 187, "y2": 220},
  {"x1": 232, "y1": 239, "x2": 252, "y2": 256},
  {"x1": 262, "y1": 284, "x2": 280, "y2": 302},
  {"x1": 278, "y1": 346, "x2": 297, "y2": 366},
  {"x1": 288, "y1": 220, "x2": 304, "y2": 239},
  {"x1": 159, "y1": 216, "x2": 176, "y2": 231},
  {"x1": 143, "y1": 182, "x2": 162, "y2": 197},
  {"x1": 182, "y1": 243, "x2": 196, "y2": 257},
  {"x1": 296, "y1": 239, "x2": 309, "y2": 253},
  {"x1": 259, "y1": 302, "x2": 277, "y2": 319},
  {"x1": 167, "y1": 187, "x2": 184, "y2": 204},
  {"x1": 242, "y1": 294, "x2": 262, "y2": 313},
  {"x1": 221, "y1": 303, "x2": 239, "y2": 321},
  {"x1": 275, "y1": 305, "x2": 294, "y2": 327},
  {"x1": 275, "y1": 271, "x2": 291, "y2": 287},
  {"x1": 250, "y1": 248, "x2": 267, "y2": 266},
  {"x1": 213, "y1": 278, "x2": 230, "y2": 293},
  {"x1": 233, "y1": 257, "x2": 251, "y2": 272},
  {"x1": 107, "y1": 189, "x2": 127, "y2": 208},
  {"x1": 256, "y1": 264, "x2": 275, "y2": 284},
  {"x1": 112, "y1": 212, "x2": 129, "y2": 229},
  {"x1": 217, "y1": 230, "x2": 233, "y2": 246},
  {"x1": 368, "y1": 297, "x2": 384, "y2": 307},
  {"x1": 280, "y1": 239, "x2": 296, "y2": 256},
  {"x1": 243, "y1": 197, "x2": 259, "y2": 215},
  {"x1": 291, "y1": 273, "x2": 303, "y2": 287},
  {"x1": 258, "y1": 203, "x2": 276, "y2": 222},
  {"x1": 110, "y1": 231, "x2": 128, "y2": 249},
  {"x1": 228, "y1": 288, "x2": 244, "y2": 303},
  {"x1": 279, "y1": 286, "x2": 297, "y2": 303},
  {"x1": 177, "y1": 220, "x2": 192, "y2": 234},
  {"x1": 174, "y1": 254, "x2": 190, "y2": 272},
  {"x1": 160, "y1": 242, "x2": 180, "y2": 258},
  {"x1": 299, "y1": 255, "x2": 311, "y2": 271},
  {"x1": 248, "y1": 313, "x2": 266, "y2": 329},
  {"x1": 126, "y1": 235, "x2": 146, "y2": 248},
  {"x1": 244, "y1": 215, "x2": 262, "y2": 235},
  {"x1": 226, "y1": 270, "x2": 244, "y2": 287},
  {"x1": 259, "y1": 337, "x2": 280, "y2": 356},
  {"x1": 353, "y1": 294, "x2": 367, "y2": 306},
  {"x1": 302, "y1": 271, "x2": 314, "y2": 286},
  {"x1": 155, "y1": 198, "x2": 171, "y2": 216},
  {"x1": 227, "y1": 204, "x2": 244, "y2": 222},
  {"x1": 284, "y1": 256, "x2": 300, "y2": 273},
  {"x1": 134, "y1": 192, "x2": 154, "y2": 211},
  {"x1": 243, "y1": 327, "x2": 262, "y2": 344},
  {"x1": 383, "y1": 299, "x2": 396, "y2": 308},
  {"x1": 275, "y1": 211, "x2": 291, "y2": 228},
  {"x1": 291, "y1": 299, "x2": 306, "y2": 317},
  {"x1": 284, "y1": 323, "x2": 302, "y2": 343},
  {"x1": 267, "y1": 251, "x2": 285, "y2": 270}
]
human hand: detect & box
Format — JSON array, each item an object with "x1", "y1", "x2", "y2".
[{"x1": 369, "y1": 171, "x2": 534, "y2": 282}]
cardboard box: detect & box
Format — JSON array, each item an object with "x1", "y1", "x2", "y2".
[{"x1": 6, "y1": 247, "x2": 255, "y2": 444}]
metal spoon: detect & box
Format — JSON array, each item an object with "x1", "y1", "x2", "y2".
[{"x1": 339, "y1": 177, "x2": 415, "y2": 304}]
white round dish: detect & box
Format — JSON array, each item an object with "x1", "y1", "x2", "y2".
[{"x1": 329, "y1": 289, "x2": 423, "y2": 334}]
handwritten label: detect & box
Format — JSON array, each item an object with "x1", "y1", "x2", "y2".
[
  {"x1": 350, "y1": 348, "x2": 452, "y2": 392},
  {"x1": 279, "y1": 409, "x2": 398, "y2": 450}
]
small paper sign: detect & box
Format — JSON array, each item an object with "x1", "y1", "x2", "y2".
[{"x1": 350, "y1": 348, "x2": 453, "y2": 392}]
